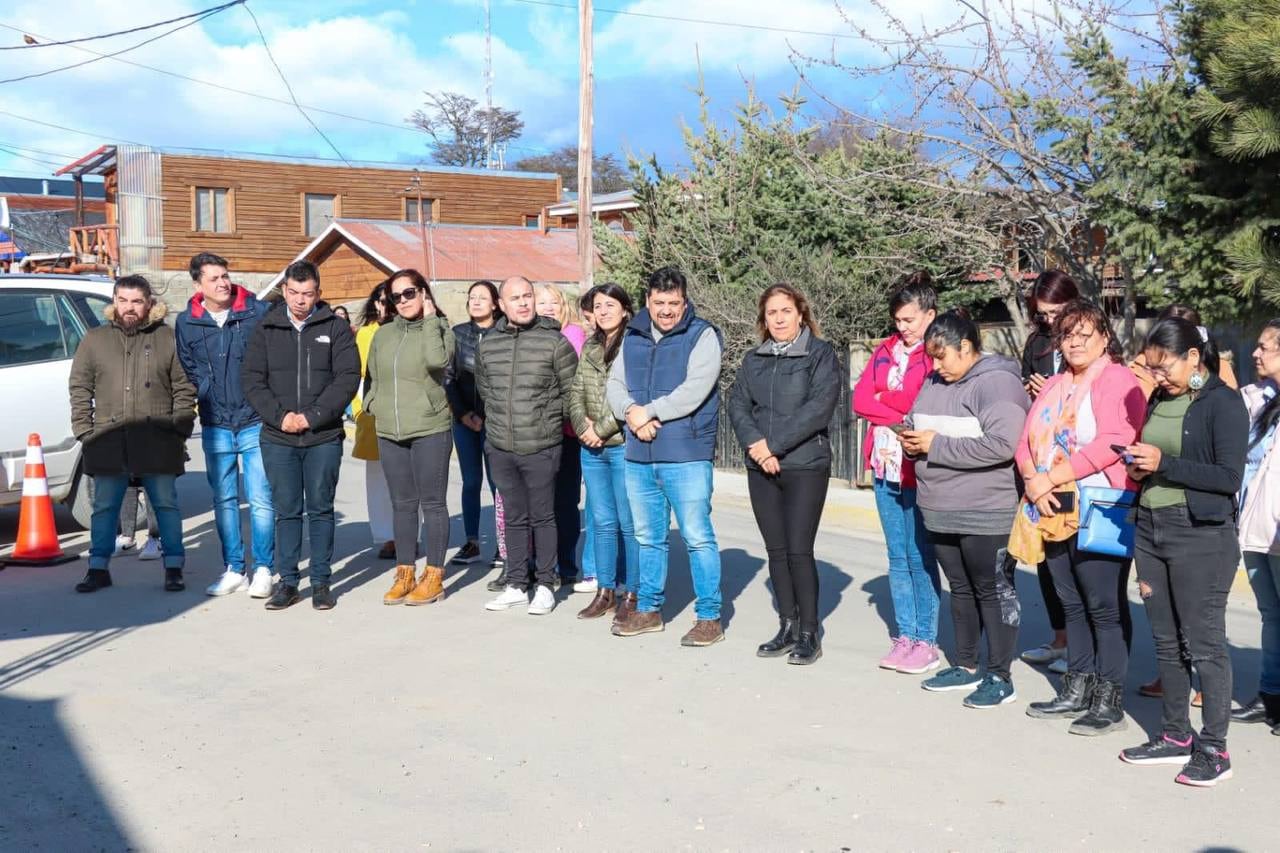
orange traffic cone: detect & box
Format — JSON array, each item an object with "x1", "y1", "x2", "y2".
[{"x1": 3, "y1": 433, "x2": 78, "y2": 567}]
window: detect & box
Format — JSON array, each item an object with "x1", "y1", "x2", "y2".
[
  {"x1": 523, "y1": 214, "x2": 540, "y2": 228},
  {"x1": 404, "y1": 197, "x2": 436, "y2": 224},
  {"x1": 70, "y1": 293, "x2": 111, "y2": 328},
  {"x1": 0, "y1": 291, "x2": 87, "y2": 367},
  {"x1": 304, "y1": 193, "x2": 338, "y2": 236},
  {"x1": 194, "y1": 187, "x2": 231, "y2": 233}
]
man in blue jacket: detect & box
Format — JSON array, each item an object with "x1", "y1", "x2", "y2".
[
  {"x1": 176, "y1": 252, "x2": 275, "y2": 599},
  {"x1": 606, "y1": 267, "x2": 725, "y2": 646}
]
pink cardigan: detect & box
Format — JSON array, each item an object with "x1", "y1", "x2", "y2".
[
  {"x1": 1014, "y1": 361, "x2": 1147, "y2": 490},
  {"x1": 852, "y1": 335, "x2": 933, "y2": 488}
]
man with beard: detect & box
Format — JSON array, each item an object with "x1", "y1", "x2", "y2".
[{"x1": 69, "y1": 275, "x2": 197, "y2": 593}]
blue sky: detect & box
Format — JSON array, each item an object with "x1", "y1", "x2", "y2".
[{"x1": 0, "y1": 0, "x2": 896, "y2": 181}]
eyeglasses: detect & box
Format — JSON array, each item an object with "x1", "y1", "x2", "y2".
[
  {"x1": 390, "y1": 287, "x2": 420, "y2": 304},
  {"x1": 1144, "y1": 357, "x2": 1183, "y2": 379}
]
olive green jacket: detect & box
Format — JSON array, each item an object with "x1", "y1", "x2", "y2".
[
  {"x1": 568, "y1": 338, "x2": 623, "y2": 447},
  {"x1": 364, "y1": 313, "x2": 455, "y2": 441}
]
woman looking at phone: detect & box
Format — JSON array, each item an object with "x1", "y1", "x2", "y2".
[{"x1": 1015, "y1": 300, "x2": 1146, "y2": 736}]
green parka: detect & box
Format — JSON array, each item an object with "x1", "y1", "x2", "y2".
[
  {"x1": 364, "y1": 313, "x2": 455, "y2": 442},
  {"x1": 568, "y1": 337, "x2": 623, "y2": 447}
]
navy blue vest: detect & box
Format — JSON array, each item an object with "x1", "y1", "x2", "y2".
[{"x1": 622, "y1": 305, "x2": 720, "y2": 463}]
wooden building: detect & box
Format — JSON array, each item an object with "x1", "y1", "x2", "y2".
[{"x1": 544, "y1": 189, "x2": 637, "y2": 230}]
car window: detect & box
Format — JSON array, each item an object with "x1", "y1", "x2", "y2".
[
  {"x1": 0, "y1": 290, "x2": 80, "y2": 366},
  {"x1": 69, "y1": 293, "x2": 111, "y2": 328},
  {"x1": 57, "y1": 294, "x2": 88, "y2": 354}
]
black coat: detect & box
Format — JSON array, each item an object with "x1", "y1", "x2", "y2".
[
  {"x1": 1020, "y1": 327, "x2": 1064, "y2": 382},
  {"x1": 474, "y1": 315, "x2": 578, "y2": 455},
  {"x1": 241, "y1": 302, "x2": 361, "y2": 447},
  {"x1": 727, "y1": 328, "x2": 841, "y2": 472},
  {"x1": 1143, "y1": 374, "x2": 1249, "y2": 523},
  {"x1": 446, "y1": 319, "x2": 496, "y2": 420}
]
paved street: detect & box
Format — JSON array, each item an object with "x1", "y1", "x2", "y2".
[{"x1": 0, "y1": 434, "x2": 1274, "y2": 852}]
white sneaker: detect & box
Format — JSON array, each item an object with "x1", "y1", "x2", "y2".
[
  {"x1": 113, "y1": 535, "x2": 136, "y2": 556},
  {"x1": 138, "y1": 538, "x2": 163, "y2": 561},
  {"x1": 573, "y1": 577, "x2": 599, "y2": 594},
  {"x1": 527, "y1": 584, "x2": 556, "y2": 616},
  {"x1": 1048, "y1": 657, "x2": 1069, "y2": 675},
  {"x1": 206, "y1": 568, "x2": 248, "y2": 597},
  {"x1": 485, "y1": 585, "x2": 529, "y2": 611},
  {"x1": 248, "y1": 566, "x2": 274, "y2": 599},
  {"x1": 1020, "y1": 643, "x2": 1067, "y2": 665}
]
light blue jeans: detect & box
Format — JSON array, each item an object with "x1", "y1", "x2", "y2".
[
  {"x1": 202, "y1": 423, "x2": 274, "y2": 573},
  {"x1": 873, "y1": 478, "x2": 940, "y2": 644},
  {"x1": 581, "y1": 444, "x2": 638, "y2": 591},
  {"x1": 1243, "y1": 551, "x2": 1280, "y2": 694},
  {"x1": 625, "y1": 460, "x2": 721, "y2": 620},
  {"x1": 89, "y1": 474, "x2": 184, "y2": 571}
]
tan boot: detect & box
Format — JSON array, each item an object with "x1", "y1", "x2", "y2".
[
  {"x1": 406, "y1": 565, "x2": 445, "y2": 606},
  {"x1": 383, "y1": 565, "x2": 416, "y2": 605}
]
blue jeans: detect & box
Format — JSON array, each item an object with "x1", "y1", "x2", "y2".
[
  {"x1": 1244, "y1": 551, "x2": 1280, "y2": 694},
  {"x1": 453, "y1": 421, "x2": 495, "y2": 542},
  {"x1": 625, "y1": 460, "x2": 721, "y2": 620},
  {"x1": 581, "y1": 445, "x2": 638, "y2": 591},
  {"x1": 260, "y1": 439, "x2": 343, "y2": 586},
  {"x1": 873, "y1": 478, "x2": 940, "y2": 644},
  {"x1": 89, "y1": 474, "x2": 184, "y2": 571},
  {"x1": 202, "y1": 423, "x2": 274, "y2": 573}
]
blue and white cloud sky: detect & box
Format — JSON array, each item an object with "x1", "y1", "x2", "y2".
[{"x1": 0, "y1": 0, "x2": 942, "y2": 180}]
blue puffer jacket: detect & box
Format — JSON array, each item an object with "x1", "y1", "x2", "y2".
[{"x1": 176, "y1": 285, "x2": 270, "y2": 430}]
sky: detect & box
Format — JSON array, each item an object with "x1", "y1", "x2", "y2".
[{"x1": 0, "y1": 0, "x2": 958, "y2": 182}]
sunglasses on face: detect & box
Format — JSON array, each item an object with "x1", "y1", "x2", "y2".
[{"x1": 391, "y1": 287, "x2": 420, "y2": 304}]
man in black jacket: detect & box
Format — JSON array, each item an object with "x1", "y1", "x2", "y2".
[{"x1": 242, "y1": 261, "x2": 360, "y2": 611}]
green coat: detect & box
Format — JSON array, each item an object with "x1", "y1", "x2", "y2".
[
  {"x1": 364, "y1": 313, "x2": 455, "y2": 442},
  {"x1": 68, "y1": 302, "x2": 197, "y2": 475},
  {"x1": 568, "y1": 338, "x2": 623, "y2": 447},
  {"x1": 475, "y1": 315, "x2": 579, "y2": 455}
]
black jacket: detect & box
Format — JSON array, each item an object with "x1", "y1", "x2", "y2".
[
  {"x1": 446, "y1": 319, "x2": 497, "y2": 420},
  {"x1": 474, "y1": 315, "x2": 578, "y2": 455},
  {"x1": 241, "y1": 302, "x2": 361, "y2": 447},
  {"x1": 1143, "y1": 374, "x2": 1249, "y2": 523},
  {"x1": 1020, "y1": 327, "x2": 1064, "y2": 382},
  {"x1": 727, "y1": 328, "x2": 841, "y2": 472}
]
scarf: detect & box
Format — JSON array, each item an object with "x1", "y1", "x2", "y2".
[{"x1": 870, "y1": 337, "x2": 918, "y2": 484}]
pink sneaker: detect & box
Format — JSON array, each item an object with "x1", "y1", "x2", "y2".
[
  {"x1": 897, "y1": 641, "x2": 941, "y2": 675},
  {"x1": 879, "y1": 636, "x2": 914, "y2": 670}
]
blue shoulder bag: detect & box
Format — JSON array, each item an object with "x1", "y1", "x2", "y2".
[{"x1": 1078, "y1": 486, "x2": 1138, "y2": 558}]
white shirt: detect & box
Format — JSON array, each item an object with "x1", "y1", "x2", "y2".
[{"x1": 208, "y1": 308, "x2": 229, "y2": 328}]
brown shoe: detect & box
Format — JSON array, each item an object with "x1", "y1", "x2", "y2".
[
  {"x1": 1192, "y1": 690, "x2": 1203, "y2": 709},
  {"x1": 377, "y1": 540, "x2": 396, "y2": 560},
  {"x1": 405, "y1": 566, "x2": 445, "y2": 605},
  {"x1": 612, "y1": 591, "x2": 637, "y2": 628},
  {"x1": 577, "y1": 588, "x2": 616, "y2": 619},
  {"x1": 681, "y1": 619, "x2": 724, "y2": 647},
  {"x1": 1139, "y1": 677, "x2": 1163, "y2": 699},
  {"x1": 383, "y1": 565, "x2": 416, "y2": 605},
  {"x1": 613, "y1": 609, "x2": 663, "y2": 637}
]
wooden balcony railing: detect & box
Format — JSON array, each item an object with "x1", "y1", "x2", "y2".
[{"x1": 70, "y1": 224, "x2": 119, "y2": 269}]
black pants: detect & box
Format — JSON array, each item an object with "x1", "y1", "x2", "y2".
[
  {"x1": 488, "y1": 444, "x2": 561, "y2": 590},
  {"x1": 747, "y1": 466, "x2": 829, "y2": 632},
  {"x1": 378, "y1": 432, "x2": 453, "y2": 568},
  {"x1": 1036, "y1": 562, "x2": 1066, "y2": 632},
  {"x1": 1044, "y1": 537, "x2": 1133, "y2": 684},
  {"x1": 1135, "y1": 506, "x2": 1237, "y2": 750},
  {"x1": 554, "y1": 434, "x2": 582, "y2": 578},
  {"x1": 930, "y1": 531, "x2": 1020, "y2": 679}
]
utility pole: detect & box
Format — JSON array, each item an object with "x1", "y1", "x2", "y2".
[
  {"x1": 406, "y1": 169, "x2": 430, "y2": 280},
  {"x1": 484, "y1": 0, "x2": 494, "y2": 169},
  {"x1": 577, "y1": 0, "x2": 594, "y2": 290}
]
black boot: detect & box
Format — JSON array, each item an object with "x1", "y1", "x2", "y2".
[
  {"x1": 788, "y1": 631, "x2": 822, "y2": 665},
  {"x1": 74, "y1": 569, "x2": 112, "y2": 593},
  {"x1": 265, "y1": 583, "x2": 301, "y2": 611},
  {"x1": 1026, "y1": 671, "x2": 1095, "y2": 720},
  {"x1": 1232, "y1": 695, "x2": 1270, "y2": 724},
  {"x1": 163, "y1": 568, "x2": 185, "y2": 592},
  {"x1": 311, "y1": 584, "x2": 336, "y2": 610},
  {"x1": 1069, "y1": 679, "x2": 1127, "y2": 736},
  {"x1": 757, "y1": 618, "x2": 798, "y2": 658},
  {"x1": 1263, "y1": 691, "x2": 1280, "y2": 728}
]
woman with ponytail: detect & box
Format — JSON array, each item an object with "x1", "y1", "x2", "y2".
[
  {"x1": 1118, "y1": 318, "x2": 1248, "y2": 787},
  {"x1": 1233, "y1": 319, "x2": 1280, "y2": 736}
]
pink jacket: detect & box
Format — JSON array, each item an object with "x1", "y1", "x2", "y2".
[
  {"x1": 561, "y1": 323, "x2": 588, "y2": 437},
  {"x1": 1014, "y1": 361, "x2": 1146, "y2": 490},
  {"x1": 852, "y1": 335, "x2": 932, "y2": 488}
]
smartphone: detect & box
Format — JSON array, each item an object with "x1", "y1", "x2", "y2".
[
  {"x1": 1109, "y1": 443, "x2": 1136, "y2": 464},
  {"x1": 890, "y1": 423, "x2": 910, "y2": 435},
  {"x1": 1052, "y1": 491, "x2": 1076, "y2": 513}
]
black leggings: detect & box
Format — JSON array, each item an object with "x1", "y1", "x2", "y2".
[
  {"x1": 378, "y1": 432, "x2": 453, "y2": 567},
  {"x1": 747, "y1": 466, "x2": 830, "y2": 632},
  {"x1": 930, "y1": 531, "x2": 1020, "y2": 679},
  {"x1": 1036, "y1": 562, "x2": 1066, "y2": 632},
  {"x1": 1044, "y1": 537, "x2": 1133, "y2": 684},
  {"x1": 489, "y1": 444, "x2": 561, "y2": 590},
  {"x1": 554, "y1": 434, "x2": 582, "y2": 578}
]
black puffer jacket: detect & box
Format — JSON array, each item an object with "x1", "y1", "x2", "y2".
[
  {"x1": 475, "y1": 315, "x2": 578, "y2": 454},
  {"x1": 241, "y1": 301, "x2": 361, "y2": 447},
  {"x1": 727, "y1": 328, "x2": 841, "y2": 472},
  {"x1": 446, "y1": 319, "x2": 497, "y2": 420}
]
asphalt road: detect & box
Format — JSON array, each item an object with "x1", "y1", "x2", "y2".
[{"x1": 0, "y1": 435, "x2": 1274, "y2": 852}]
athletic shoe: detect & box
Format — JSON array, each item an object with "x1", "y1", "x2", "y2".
[
  {"x1": 1119, "y1": 733, "x2": 1194, "y2": 766},
  {"x1": 879, "y1": 636, "x2": 914, "y2": 670},
  {"x1": 138, "y1": 538, "x2": 163, "y2": 561},
  {"x1": 1176, "y1": 746, "x2": 1232, "y2": 788},
  {"x1": 205, "y1": 569, "x2": 248, "y2": 597},
  {"x1": 485, "y1": 585, "x2": 528, "y2": 611},
  {"x1": 1021, "y1": 643, "x2": 1067, "y2": 665},
  {"x1": 248, "y1": 567, "x2": 274, "y2": 599},
  {"x1": 485, "y1": 558, "x2": 508, "y2": 593},
  {"x1": 113, "y1": 535, "x2": 136, "y2": 556},
  {"x1": 450, "y1": 541, "x2": 482, "y2": 564},
  {"x1": 963, "y1": 674, "x2": 1017, "y2": 709},
  {"x1": 573, "y1": 577, "x2": 599, "y2": 594},
  {"x1": 897, "y1": 641, "x2": 941, "y2": 675},
  {"x1": 921, "y1": 666, "x2": 983, "y2": 692},
  {"x1": 527, "y1": 584, "x2": 556, "y2": 616},
  {"x1": 1048, "y1": 657, "x2": 1069, "y2": 675}
]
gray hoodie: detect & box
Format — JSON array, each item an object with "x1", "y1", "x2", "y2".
[{"x1": 908, "y1": 353, "x2": 1030, "y2": 535}]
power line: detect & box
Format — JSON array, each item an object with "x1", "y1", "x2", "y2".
[
  {"x1": 508, "y1": 0, "x2": 861, "y2": 40},
  {"x1": 0, "y1": 1, "x2": 245, "y2": 51},
  {"x1": 0, "y1": 144, "x2": 64, "y2": 169}
]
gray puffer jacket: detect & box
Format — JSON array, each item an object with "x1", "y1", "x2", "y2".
[{"x1": 475, "y1": 315, "x2": 579, "y2": 455}]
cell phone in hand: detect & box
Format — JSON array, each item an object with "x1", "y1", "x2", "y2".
[
  {"x1": 1052, "y1": 491, "x2": 1076, "y2": 513},
  {"x1": 1109, "y1": 443, "x2": 1136, "y2": 465},
  {"x1": 890, "y1": 423, "x2": 909, "y2": 435}
]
